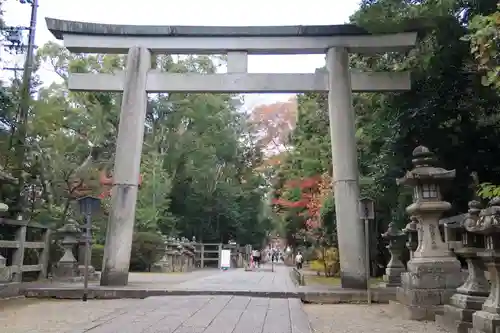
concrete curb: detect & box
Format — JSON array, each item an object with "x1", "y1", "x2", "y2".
[
  {"x1": 22, "y1": 288, "x2": 302, "y2": 300},
  {"x1": 21, "y1": 286, "x2": 397, "y2": 304}
]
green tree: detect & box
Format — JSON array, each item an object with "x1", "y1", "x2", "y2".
[{"x1": 2, "y1": 42, "x2": 274, "y2": 253}]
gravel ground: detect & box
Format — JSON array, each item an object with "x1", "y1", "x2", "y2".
[
  {"x1": 304, "y1": 304, "x2": 451, "y2": 333},
  {"x1": 0, "y1": 298, "x2": 141, "y2": 333}
]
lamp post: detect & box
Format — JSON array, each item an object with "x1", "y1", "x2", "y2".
[
  {"x1": 358, "y1": 197, "x2": 375, "y2": 304},
  {"x1": 76, "y1": 195, "x2": 101, "y2": 302}
]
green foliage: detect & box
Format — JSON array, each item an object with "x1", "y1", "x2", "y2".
[
  {"x1": 464, "y1": 3, "x2": 500, "y2": 90},
  {"x1": 91, "y1": 244, "x2": 105, "y2": 271},
  {"x1": 270, "y1": 0, "x2": 500, "y2": 252},
  {"x1": 129, "y1": 232, "x2": 165, "y2": 272},
  {"x1": 477, "y1": 182, "x2": 500, "y2": 199},
  {"x1": 348, "y1": 0, "x2": 500, "y2": 229},
  {"x1": 0, "y1": 38, "x2": 273, "y2": 257}
]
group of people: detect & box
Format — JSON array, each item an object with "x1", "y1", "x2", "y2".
[{"x1": 249, "y1": 248, "x2": 304, "y2": 270}]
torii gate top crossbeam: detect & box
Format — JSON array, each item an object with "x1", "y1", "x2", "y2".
[{"x1": 45, "y1": 18, "x2": 417, "y2": 55}]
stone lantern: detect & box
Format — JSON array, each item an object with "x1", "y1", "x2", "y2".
[
  {"x1": 382, "y1": 222, "x2": 406, "y2": 287},
  {"x1": 403, "y1": 216, "x2": 419, "y2": 258},
  {"x1": 464, "y1": 197, "x2": 500, "y2": 333},
  {"x1": 436, "y1": 200, "x2": 489, "y2": 333},
  {"x1": 53, "y1": 220, "x2": 81, "y2": 280},
  {"x1": 393, "y1": 146, "x2": 462, "y2": 320}
]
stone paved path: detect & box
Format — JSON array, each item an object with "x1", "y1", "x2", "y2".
[
  {"x1": 1, "y1": 265, "x2": 450, "y2": 333},
  {"x1": 172, "y1": 264, "x2": 296, "y2": 293},
  {"x1": 73, "y1": 295, "x2": 310, "y2": 333}
]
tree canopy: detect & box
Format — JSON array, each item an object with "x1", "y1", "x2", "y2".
[
  {"x1": 0, "y1": 41, "x2": 272, "y2": 248},
  {"x1": 269, "y1": 0, "x2": 500, "y2": 252}
]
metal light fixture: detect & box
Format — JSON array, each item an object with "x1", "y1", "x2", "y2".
[
  {"x1": 359, "y1": 196, "x2": 375, "y2": 305},
  {"x1": 76, "y1": 195, "x2": 101, "y2": 302}
]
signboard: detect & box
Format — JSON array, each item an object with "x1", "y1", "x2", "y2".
[
  {"x1": 358, "y1": 197, "x2": 375, "y2": 220},
  {"x1": 220, "y1": 249, "x2": 231, "y2": 270}
]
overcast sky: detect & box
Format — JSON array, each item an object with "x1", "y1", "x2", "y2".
[{"x1": 2, "y1": 0, "x2": 360, "y2": 107}]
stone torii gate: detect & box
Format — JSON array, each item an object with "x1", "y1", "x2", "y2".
[{"x1": 46, "y1": 18, "x2": 416, "y2": 288}]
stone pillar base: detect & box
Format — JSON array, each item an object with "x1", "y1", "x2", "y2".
[
  {"x1": 436, "y1": 293, "x2": 486, "y2": 333},
  {"x1": 52, "y1": 262, "x2": 79, "y2": 281},
  {"x1": 389, "y1": 300, "x2": 442, "y2": 321},
  {"x1": 470, "y1": 311, "x2": 500, "y2": 333},
  {"x1": 435, "y1": 313, "x2": 471, "y2": 333},
  {"x1": 392, "y1": 258, "x2": 463, "y2": 321},
  {"x1": 100, "y1": 270, "x2": 129, "y2": 286},
  {"x1": 384, "y1": 267, "x2": 405, "y2": 287}
]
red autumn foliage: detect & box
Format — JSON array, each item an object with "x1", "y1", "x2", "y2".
[
  {"x1": 272, "y1": 174, "x2": 332, "y2": 234},
  {"x1": 98, "y1": 170, "x2": 143, "y2": 199},
  {"x1": 249, "y1": 98, "x2": 297, "y2": 153},
  {"x1": 272, "y1": 176, "x2": 321, "y2": 223}
]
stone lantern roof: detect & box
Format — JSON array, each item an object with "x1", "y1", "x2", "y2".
[{"x1": 396, "y1": 146, "x2": 455, "y2": 187}]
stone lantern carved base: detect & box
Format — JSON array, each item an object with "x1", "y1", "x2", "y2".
[
  {"x1": 395, "y1": 257, "x2": 463, "y2": 321},
  {"x1": 0, "y1": 254, "x2": 11, "y2": 282},
  {"x1": 436, "y1": 251, "x2": 489, "y2": 333},
  {"x1": 384, "y1": 265, "x2": 405, "y2": 287},
  {"x1": 52, "y1": 261, "x2": 79, "y2": 280},
  {"x1": 470, "y1": 253, "x2": 500, "y2": 333}
]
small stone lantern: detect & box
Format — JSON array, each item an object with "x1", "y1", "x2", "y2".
[
  {"x1": 436, "y1": 200, "x2": 489, "y2": 332},
  {"x1": 403, "y1": 216, "x2": 419, "y2": 258},
  {"x1": 465, "y1": 197, "x2": 500, "y2": 333},
  {"x1": 53, "y1": 220, "x2": 81, "y2": 280},
  {"x1": 382, "y1": 222, "x2": 406, "y2": 287},
  {"x1": 394, "y1": 146, "x2": 463, "y2": 320}
]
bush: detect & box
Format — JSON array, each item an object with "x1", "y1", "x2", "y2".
[
  {"x1": 129, "y1": 232, "x2": 165, "y2": 272},
  {"x1": 91, "y1": 244, "x2": 105, "y2": 271},
  {"x1": 302, "y1": 246, "x2": 316, "y2": 262},
  {"x1": 309, "y1": 247, "x2": 340, "y2": 277}
]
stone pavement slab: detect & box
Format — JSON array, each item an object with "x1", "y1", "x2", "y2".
[{"x1": 67, "y1": 295, "x2": 312, "y2": 333}]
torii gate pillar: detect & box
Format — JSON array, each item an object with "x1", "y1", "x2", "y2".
[
  {"x1": 327, "y1": 47, "x2": 365, "y2": 288},
  {"x1": 100, "y1": 47, "x2": 151, "y2": 286}
]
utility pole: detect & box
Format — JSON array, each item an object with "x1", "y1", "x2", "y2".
[{"x1": 11, "y1": 0, "x2": 39, "y2": 217}]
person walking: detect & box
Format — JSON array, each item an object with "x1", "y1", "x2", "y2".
[
  {"x1": 295, "y1": 251, "x2": 303, "y2": 270},
  {"x1": 252, "y1": 249, "x2": 261, "y2": 268}
]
